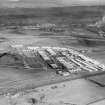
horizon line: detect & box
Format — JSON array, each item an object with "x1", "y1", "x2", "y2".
[{"x1": 0, "y1": 4, "x2": 105, "y2": 8}]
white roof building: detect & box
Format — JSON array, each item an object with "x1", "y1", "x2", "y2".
[
  {"x1": 38, "y1": 50, "x2": 50, "y2": 61},
  {"x1": 46, "y1": 48, "x2": 57, "y2": 56}
]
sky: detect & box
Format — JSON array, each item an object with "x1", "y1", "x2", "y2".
[{"x1": 0, "y1": 0, "x2": 105, "y2": 8}]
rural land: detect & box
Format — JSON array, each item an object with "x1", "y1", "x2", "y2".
[{"x1": 0, "y1": 6, "x2": 105, "y2": 105}]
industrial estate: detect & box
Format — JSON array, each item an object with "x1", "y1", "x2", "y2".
[{"x1": 7, "y1": 45, "x2": 105, "y2": 76}]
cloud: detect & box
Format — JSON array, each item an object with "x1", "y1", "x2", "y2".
[
  {"x1": 8, "y1": 0, "x2": 19, "y2": 1},
  {"x1": 9, "y1": 0, "x2": 19, "y2": 1},
  {"x1": 0, "y1": 0, "x2": 105, "y2": 8},
  {"x1": 61, "y1": 0, "x2": 105, "y2": 6},
  {"x1": 0, "y1": 0, "x2": 61, "y2": 8}
]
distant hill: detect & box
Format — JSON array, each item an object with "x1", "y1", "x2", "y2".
[
  {"x1": 0, "y1": 6, "x2": 105, "y2": 26},
  {"x1": 0, "y1": 6, "x2": 104, "y2": 17}
]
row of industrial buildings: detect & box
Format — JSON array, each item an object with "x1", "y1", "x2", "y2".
[
  {"x1": 5, "y1": 23, "x2": 66, "y2": 33},
  {"x1": 9, "y1": 45, "x2": 105, "y2": 76}
]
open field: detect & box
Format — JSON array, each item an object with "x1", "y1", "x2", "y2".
[{"x1": 1, "y1": 79, "x2": 105, "y2": 105}]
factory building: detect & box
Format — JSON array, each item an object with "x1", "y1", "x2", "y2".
[
  {"x1": 37, "y1": 49, "x2": 59, "y2": 69},
  {"x1": 37, "y1": 49, "x2": 50, "y2": 61},
  {"x1": 61, "y1": 52, "x2": 94, "y2": 72},
  {"x1": 46, "y1": 48, "x2": 57, "y2": 56},
  {"x1": 56, "y1": 57, "x2": 76, "y2": 71}
]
